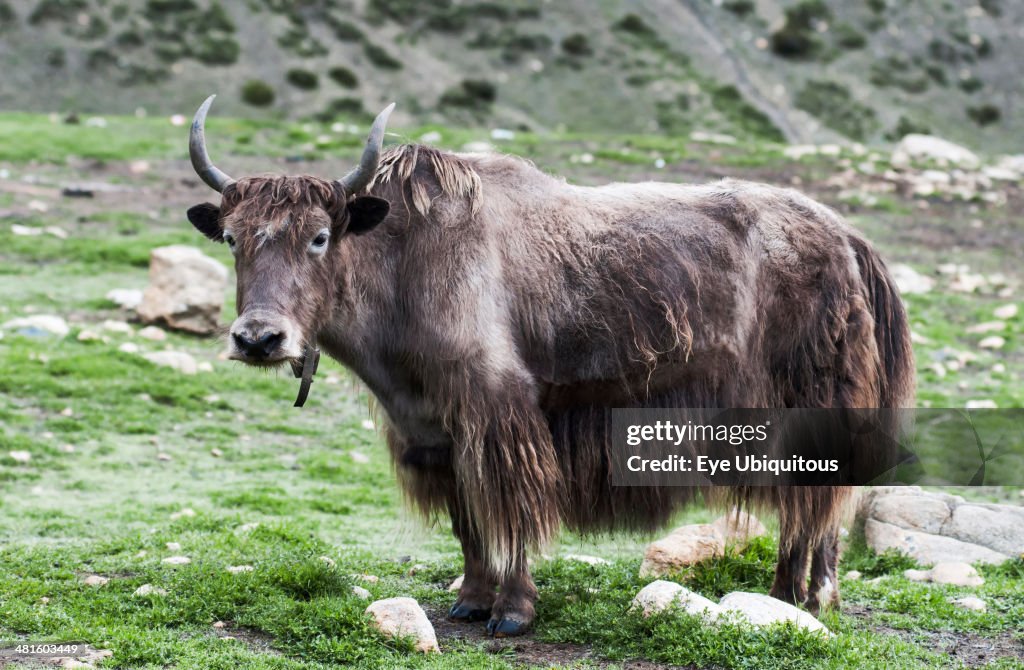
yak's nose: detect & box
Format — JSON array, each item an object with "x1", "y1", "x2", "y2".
[{"x1": 232, "y1": 330, "x2": 283, "y2": 360}]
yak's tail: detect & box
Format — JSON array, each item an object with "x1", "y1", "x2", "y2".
[{"x1": 848, "y1": 234, "x2": 915, "y2": 409}]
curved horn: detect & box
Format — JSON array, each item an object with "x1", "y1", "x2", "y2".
[
  {"x1": 337, "y1": 102, "x2": 395, "y2": 195},
  {"x1": 189, "y1": 94, "x2": 236, "y2": 193}
]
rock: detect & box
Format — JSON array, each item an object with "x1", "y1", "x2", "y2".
[
  {"x1": 237, "y1": 522, "x2": 259, "y2": 533},
  {"x1": 993, "y1": 304, "x2": 1018, "y2": 320},
  {"x1": 170, "y1": 508, "x2": 196, "y2": 520},
  {"x1": 365, "y1": 597, "x2": 440, "y2": 653},
  {"x1": 138, "y1": 326, "x2": 167, "y2": 341},
  {"x1": 844, "y1": 570, "x2": 862, "y2": 581},
  {"x1": 106, "y1": 288, "x2": 143, "y2": 310},
  {"x1": 952, "y1": 596, "x2": 986, "y2": 612},
  {"x1": 212, "y1": 621, "x2": 226, "y2": 629},
  {"x1": 640, "y1": 524, "x2": 725, "y2": 577},
  {"x1": 210, "y1": 448, "x2": 223, "y2": 457},
  {"x1": 361, "y1": 419, "x2": 375, "y2": 430},
  {"x1": 889, "y1": 264, "x2": 934, "y2": 295},
  {"x1": 82, "y1": 575, "x2": 109, "y2": 587},
  {"x1": 162, "y1": 556, "x2": 191, "y2": 565},
  {"x1": 352, "y1": 585, "x2": 371, "y2": 599},
  {"x1": 718, "y1": 592, "x2": 829, "y2": 635},
  {"x1": 712, "y1": 509, "x2": 767, "y2": 545},
  {"x1": 966, "y1": 321, "x2": 1005, "y2": 334},
  {"x1": 462, "y1": 141, "x2": 494, "y2": 153},
  {"x1": 350, "y1": 450, "x2": 370, "y2": 464},
  {"x1": 319, "y1": 555, "x2": 336, "y2": 567},
  {"x1": 631, "y1": 580, "x2": 722, "y2": 619},
  {"x1": 3, "y1": 314, "x2": 69, "y2": 337},
  {"x1": 133, "y1": 584, "x2": 168, "y2": 597},
  {"x1": 965, "y1": 399, "x2": 998, "y2": 409},
  {"x1": 165, "y1": 542, "x2": 182, "y2": 551},
  {"x1": 358, "y1": 574, "x2": 380, "y2": 583},
  {"x1": 864, "y1": 519, "x2": 1009, "y2": 565},
  {"x1": 564, "y1": 554, "x2": 610, "y2": 566},
  {"x1": 905, "y1": 562, "x2": 984, "y2": 587},
  {"x1": 227, "y1": 565, "x2": 254, "y2": 574},
  {"x1": 136, "y1": 245, "x2": 228, "y2": 335},
  {"x1": 944, "y1": 504, "x2": 1024, "y2": 557},
  {"x1": 978, "y1": 336, "x2": 1005, "y2": 349},
  {"x1": 447, "y1": 575, "x2": 464, "y2": 592},
  {"x1": 156, "y1": 452, "x2": 172, "y2": 461},
  {"x1": 77, "y1": 329, "x2": 102, "y2": 342},
  {"x1": 8, "y1": 450, "x2": 31, "y2": 464},
  {"x1": 118, "y1": 342, "x2": 139, "y2": 354},
  {"x1": 143, "y1": 351, "x2": 198, "y2": 375},
  {"x1": 783, "y1": 145, "x2": 818, "y2": 160},
  {"x1": 690, "y1": 131, "x2": 737, "y2": 145},
  {"x1": 197, "y1": 361, "x2": 213, "y2": 373},
  {"x1": 892, "y1": 134, "x2": 979, "y2": 169}
]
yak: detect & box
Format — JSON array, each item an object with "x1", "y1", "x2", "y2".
[{"x1": 185, "y1": 96, "x2": 914, "y2": 637}]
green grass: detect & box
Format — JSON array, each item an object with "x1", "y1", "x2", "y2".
[{"x1": 1, "y1": 112, "x2": 1022, "y2": 669}]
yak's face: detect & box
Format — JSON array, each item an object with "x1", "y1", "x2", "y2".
[{"x1": 187, "y1": 177, "x2": 389, "y2": 367}]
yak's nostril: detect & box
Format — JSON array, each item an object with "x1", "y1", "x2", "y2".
[{"x1": 233, "y1": 331, "x2": 283, "y2": 359}]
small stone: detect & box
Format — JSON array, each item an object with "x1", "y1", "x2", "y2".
[
  {"x1": 952, "y1": 595, "x2": 986, "y2": 612},
  {"x1": 712, "y1": 509, "x2": 767, "y2": 545},
  {"x1": 360, "y1": 419, "x2": 375, "y2": 430},
  {"x1": 640, "y1": 524, "x2": 725, "y2": 577},
  {"x1": 890, "y1": 265, "x2": 934, "y2": 295},
  {"x1": 352, "y1": 585, "x2": 371, "y2": 599},
  {"x1": 9, "y1": 450, "x2": 31, "y2": 463},
  {"x1": 928, "y1": 562, "x2": 985, "y2": 587},
  {"x1": 978, "y1": 336, "x2": 1005, "y2": 349},
  {"x1": 563, "y1": 554, "x2": 610, "y2": 566},
  {"x1": 60, "y1": 444, "x2": 75, "y2": 453},
  {"x1": 165, "y1": 542, "x2": 182, "y2": 551},
  {"x1": 138, "y1": 326, "x2": 167, "y2": 341},
  {"x1": 143, "y1": 351, "x2": 199, "y2": 374},
  {"x1": 156, "y1": 452, "x2": 172, "y2": 461},
  {"x1": 358, "y1": 574, "x2": 379, "y2": 583},
  {"x1": 226, "y1": 565, "x2": 254, "y2": 574},
  {"x1": 60, "y1": 406, "x2": 73, "y2": 417},
  {"x1": 77, "y1": 329, "x2": 102, "y2": 342},
  {"x1": 101, "y1": 319, "x2": 133, "y2": 334},
  {"x1": 82, "y1": 575, "x2": 109, "y2": 586},
  {"x1": 237, "y1": 522, "x2": 259, "y2": 533},
  {"x1": 966, "y1": 321, "x2": 1005, "y2": 334},
  {"x1": 106, "y1": 288, "x2": 143, "y2": 310},
  {"x1": 319, "y1": 555, "x2": 336, "y2": 568},
  {"x1": 350, "y1": 450, "x2": 370, "y2": 464},
  {"x1": 844, "y1": 570, "x2": 862, "y2": 581},
  {"x1": 197, "y1": 361, "x2": 213, "y2": 373},
  {"x1": 993, "y1": 304, "x2": 1018, "y2": 320},
  {"x1": 133, "y1": 584, "x2": 168, "y2": 597},
  {"x1": 162, "y1": 556, "x2": 191, "y2": 565},
  {"x1": 170, "y1": 508, "x2": 196, "y2": 520},
  {"x1": 448, "y1": 575, "x2": 464, "y2": 592},
  {"x1": 3, "y1": 314, "x2": 69, "y2": 337},
  {"x1": 118, "y1": 342, "x2": 140, "y2": 354},
  {"x1": 210, "y1": 448, "x2": 223, "y2": 457},
  {"x1": 365, "y1": 597, "x2": 440, "y2": 653},
  {"x1": 904, "y1": 568, "x2": 931, "y2": 582},
  {"x1": 212, "y1": 621, "x2": 226, "y2": 628},
  {"x1": 966, "y1": 399, "x2": 998, "y2": 409},
  {"x1": 135, "y1": 551, "x2": 147, "y2": 558}
]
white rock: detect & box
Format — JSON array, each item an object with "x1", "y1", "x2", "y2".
[
  {"x1": 892, "y1": 134, "x2": 979, "y2": 169},
  {"x1": 137, "y1": 245, "x2": 228, "y2": 335},
  {"x1": 352, "y1": 585, "x2": 371, "y2": 599},
  {"x1": 118, "y1": 342, "x2": 139, "y2": 354},
  {"x1": 864, "y1": 519, "x2": 1009, "y2": 565},
  {"x1": 844, "y1": 570, "x2": 862, "y2": 581},
  {"x1": 978, "y1": 336, "x2": 1005, "y2": 349},
  {"x1": 3, "y1": 314, "x2": 69, "y2": 337},
  {"x1": 365, "y1": 597, "x2": 440, "y2": 653},
  {"x1": 82, "y1": 575, "x2": 109, "y2": 586},
  {"x1": 106, "y1": 288, "x2": 143, "y2": 310},
  {"x1": 910, "y1": 562, "x2": 985, "y2": 587},
  {"x1": 165, "y1": 542, "x2": 181, "y2": 551},
  {"x1": 76, "y1": 329, "x2": 102, "y2": 342},
  {"x1": 8, "y1": 450, "x2": 31, "y2": 463},
  {"x1": 350, "y1": 450, "x2": 370, "y2": 464},
  {"x1": 462, "y1": 141, "x2": 494, "y2": 153},
  {"x1": 360, "y1": 419, "x2": 375, "y2": 430},
  {"x1": 162, "y1": 556, "x2": 191, "y2": 565},
  {"x1": 101, "y1": 319, "x2": 133, "y2": 334},
  {"x1": 952, "y1": 595, "x2": 986, "y2": 611},
  {"x1": 418, "y1": 131, "x2": 442, "y2": 144},
  {"x1": 197, "y1": 361, "x2": 213, "y2": 373},
  {"x1": 889, "y1": 264, "x2": 934, "y2": 295},
  {"x1": 718, "y1": 592, "x2": 829, "y2": 634},
  {"x1": 448, "y1": 575, "x2": 464, "y2": 592},
  {"x1": 631, "y1": 580, "x2": 722, "y2": 619},
  {"x1": 138, "y1": 326, "x2": 167, "y2": 341},
  {"x1": 143, "y1": 351, "x2": 198, "y2": 375},
  {"x1": 237, "y1": 522, "x2": 259, "y2": 533},
  {"x1": 945, "y1": 504, "x2": 1024, "y2": 557},
  {"x1": 358, "y1": 574, "x2": 379, "y2": 583},
  {"x1": 133, "y1": 584, "x2": 168, "y2": 597},
  {"x1": 690, "y1": 131, "x2": 737, "y2": 145},
  {"x1": 966, "y1": 399, "x2": 998, "y2": 409},
  {"x1": 640, "y1": 524, "x2": 725, "y2": 577},
  {"x1": 319, "y1": 555, "x2": 336, "y2": 567},
  {"x1": 490, "y1": 128, "x2": 515, "y2": 141},
  {"x1": 170, "y1": 508, "x2": 196, "y2": 520},
  {"x1": 783, "y1": 145, "x2": 818, "y2": 160},
  {"x1": 564, "y1": 554, "x2": 610, "y2": 566},
  {"x1": 966, "y1": 321, "x2": 1005, "y2": 334},
  {"x1": 226, "y1": 565, "x2": 254, "y2": 574},
  {"x1": 993, "y1": 304, "x2": 1018, "y2": 320},
  {"x1": 12, "y1": 224, "x2": 43, "y2": 236}
]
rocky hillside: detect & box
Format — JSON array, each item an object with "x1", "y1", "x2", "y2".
[{"x1": 0, "y1": 0, "x2": 1021, "y2": 151}]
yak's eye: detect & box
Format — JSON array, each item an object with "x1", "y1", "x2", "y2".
[
  {"x1": 309, "y1": 229, "x2": 330, "y2": 255},
  {"x1": 223, "y1": 231, "x2": 237, "y2": 252}
]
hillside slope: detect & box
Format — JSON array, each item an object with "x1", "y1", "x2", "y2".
[{"x1": 0, "y1": 0, "x2": 1021, "y2": 150}]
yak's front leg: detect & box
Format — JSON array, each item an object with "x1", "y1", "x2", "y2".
[{"x1": 448, "y1": 491, "x2": 497, "y2": 622}]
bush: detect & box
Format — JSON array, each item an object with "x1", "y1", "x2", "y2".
[
  {"x1": 561, "y1": 33, "x2": 592, "y2": 56},
  {"x1": 795, "y1": 80, "x2": 877, "y2": 141},
  {"x1": 29, "y1": 0, "x2": 87, "y2": 24},
  {"x1": 194, "y1": 35, "x2": 240, "y2": 65},
  {"x1": 363, "y1": 41, "x2": 403, "y2": 69},
  {"x1": 286, "y1": 68, "x2": 319, "y2": 90},
  {"x1": 770, "y1": 0, "x2": 831, "y2": 59},
  {"x1": 315, "y1": 97, "x2": 367, "y2": 122},
  {"x1": 722, "y1": 0, "x2": 754, "y2": 16},
  {"x1": 834, "y1": 23, "x2": 866, "y2": 49},
  {"x1": 439, "y1": 79, "x2": 496, "y2": 110},
  {"x1": 958, "y1": 76, "x2": 983, "y2": 93},
  {"x1": 241, "y1": 80, "x2": 275, "y2": 107},
  {"x1": 0, "y1": 1, "x2": 14, "y2": 29},
  {"x1": 328, "y1": 66, "x2": 359, "y2": 89},
  {"x1": 967, "y1": 104, "x2": 1000, "y2": 125},
  {"x1": 710, "y1": 84, "x2": 785, "y2": 142},
  {"x1": 205, "y1": 1, "x2": 234, "y2": 32},
  {"x1": 326, "y1": 17, "x2": 364, "y2": 41},
  {"x1": 45, "y1": 47, "x2": 65, "y2": 68},
  {"x1": 614, "y1": 13, "x2": 654, "y2": 36},
  {"x1": 885, "y1": 115, "x2": 930, "y2": 141}
]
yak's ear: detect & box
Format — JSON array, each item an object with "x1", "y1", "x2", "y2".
[
  {"x1": 345, "y1": 196, "x2": 390, "y2": 235},
  {"x1": 187, "y1": 203, "x2": 223, "y2": 242}
]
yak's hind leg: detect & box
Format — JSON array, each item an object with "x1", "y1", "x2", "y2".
[
  {"x1": 486, "y1": 552, "x2": 537, "y2": 638},
  {"x1": 448, "y1": 490, "x2": 497, "y2": 622},
  {"x1": 806, "y1": 526, "x2": 840, "y2": 615},
  {"x1": 769, "y1": 509, "x2": 810, "y2": 606}
]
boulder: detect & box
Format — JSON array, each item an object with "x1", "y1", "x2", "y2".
[
  {"x1": 365, "y1": 597, "x2": 439, "y2": 653},
  {"x1": 712, "y1": 509, "x2": 768, "y2": 545},
  {"x1": 889, "y1": 264, "x2": 934, "y2": 295},
  {"x1": 640, "y1": 524, "x2": 725, "y2": 577},
  {"x1": 859, "y1": 487, "x2": 1018, "y2": 565},
  {"x1": 3, "y1": 314, "x2": 69, "y2": 337},
  {"x1": 631, "y1": 580, "x2": 722, "y2": 619},
  {"x1": 137, "y1": 245, "x2": 228, "y2": 335},
  {"x1": 718, "y1": 592, "x2": 829, "y2": 635},
  {"x1": 892, "y1": 135, "x2": 979, "y2": 169}
]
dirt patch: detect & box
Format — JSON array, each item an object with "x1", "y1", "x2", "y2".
[
  {"x1": 205, "y1": 623, "x2": 281, "y2": 656},
  {"x1": 845, "y1": 603, "x2": 1024, "y2": 667},
  {"x1": 426, "y1": 605, "x2": 693, "y2": 669}
]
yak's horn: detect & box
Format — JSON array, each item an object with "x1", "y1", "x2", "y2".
[
  {"x1": 337, "y1": 102, "x2": 395, "y2": 195},
  {"x1": 189, "y1": 94, "x2": 236, "y2": 193}
]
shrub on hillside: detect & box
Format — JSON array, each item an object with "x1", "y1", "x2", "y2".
[
  {"x1": 29, "y1": 0, "x2": 87, "y2": 24},
  {"x1": 769, "y1": 0, "x2": 831, "y2": 59},
  {"x1": 561, "y1": 33, "x2": 592, "y2": 56},
  {"x1": 363, "y1": 41, "x2": 403, "y2": 69},
  {"x1": 195, "y1": 35, "x2": 240, "y2": 65},
  {"x1": 795, "y1": 80, "x2": 877, "y2": 141},
  {"x1": 241, "y1": 80, "x2": 276, "y2": 107},
  {"x1": 286, "y1": 69, "x2": 319, "y2": 90},
  {"x1": 328, "y1": 67, "x2": 359, "y2": 89},
  {"x1": 967, "y1": 104, "x2": 1000, "y2": 125},
  {"x1": 439, "y1": 79, "x2": 496, "y2": 111}
]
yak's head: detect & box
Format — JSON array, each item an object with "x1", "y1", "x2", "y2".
[{"x1": 186, "y1": 95, "x2": 392, "y2": 367}]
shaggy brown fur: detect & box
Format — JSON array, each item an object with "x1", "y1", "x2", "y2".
[{"x1": 189, "y1": 144, "x2": 914, "y2": 635}]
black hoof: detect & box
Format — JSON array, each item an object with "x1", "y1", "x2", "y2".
[
  {"x1": 486, "y1": 616, "x2": 529, "y2": 638},
  {"x1": 448, "y1": 602, "x2": 491, "y2": 622}
]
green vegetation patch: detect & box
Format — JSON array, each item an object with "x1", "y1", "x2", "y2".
[{"x1": 795, "y1": 79, "x2": 878, "y2": 141}]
